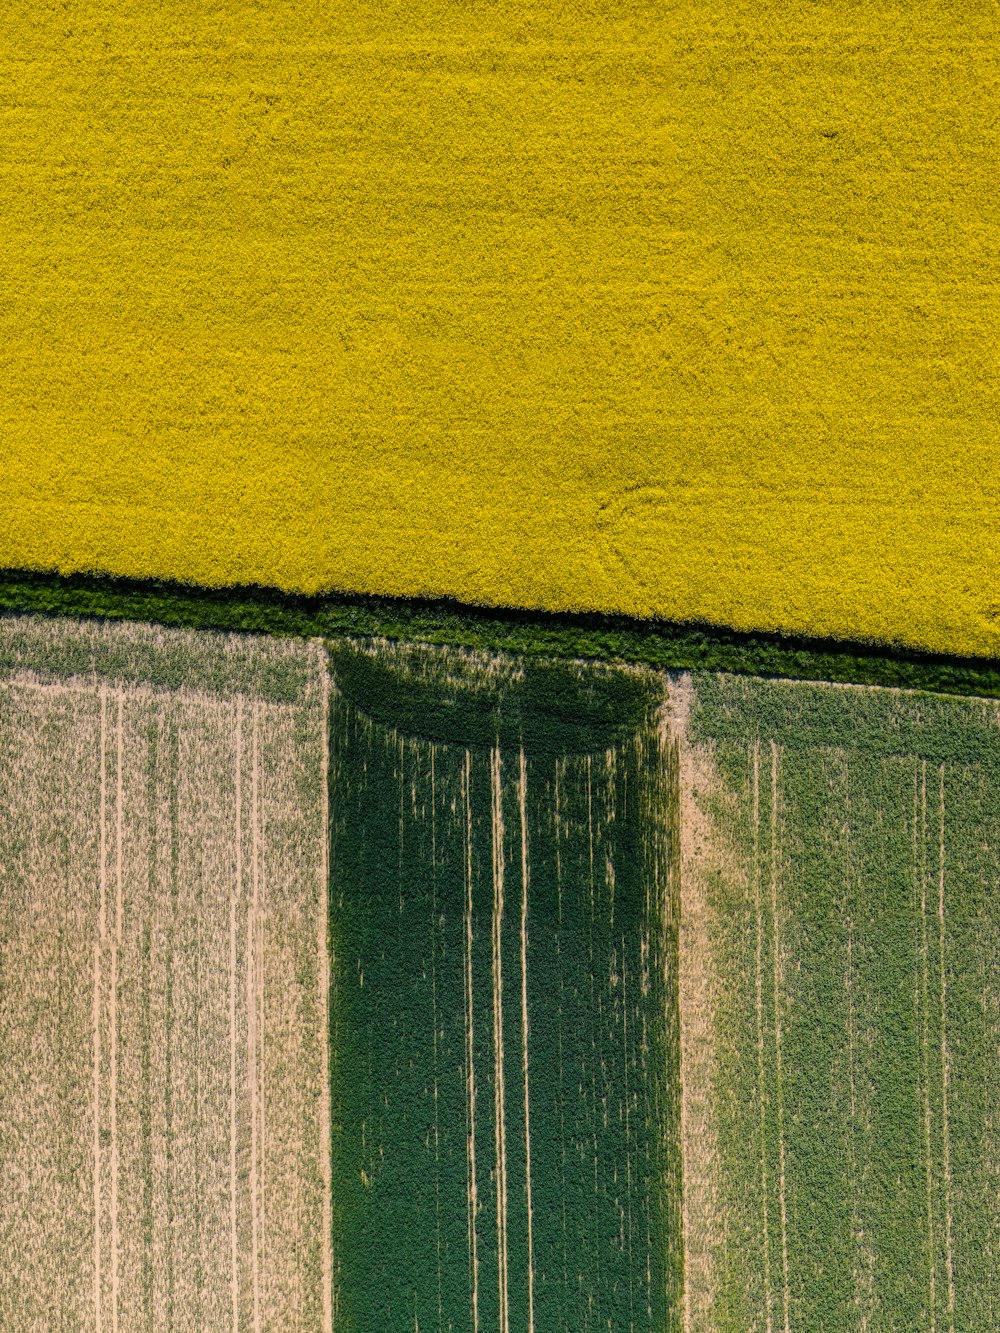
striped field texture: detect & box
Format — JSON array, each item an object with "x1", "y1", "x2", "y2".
[
  {"x1": 0, "y1": 616, "x2": 331, "y2": 1332},
  {"x1": 673, "y1": 673, "x2": 1000, "y2": 1333},
  {"x1": 328, "y1": 638, "x2": 683, "y2": 1332},
  {"x1": 3, "y1": 615, "x2": 997, "y2": 1332}
]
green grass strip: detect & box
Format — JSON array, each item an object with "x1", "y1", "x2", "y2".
[{"x1": 2, "y1": 566, "x2": 999, "y2": 700}]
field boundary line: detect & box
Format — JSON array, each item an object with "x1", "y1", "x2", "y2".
[
  {"x1": 770, "y1": 743, "x2": 792, "y2": 1333},
  {"x1": 320, "y1": 649, "x2": 334, "y2": 1333},
  {"x1": 255, "y1": 701, "x2": 269, "y2": 1324},
  {"x1": 665, "y1": 676, "x2": 721, "y2": 1333},
  {"x1": 585, "y1": 752, "x2": 605, "y2": 1329},
  {"x1": 518, "y1": 746, "x2": 536, "y2": 1333},
  {"x1": 937, "y1": 765, "x2": 957, "y2": 1331},
  {"x1": 430, "y1": 744, "x2": 445, "y2": 1332},
  {"x1": 110, "y1": 692, "x2": 123, "y2": 1333},
  {"x1": 753, "y1": 739, "x2": 774, "y2": 1333},
  {"x1": 8, "y1": 567, "x2": 1000, "y2": 708},
  {"x1": 231, "y1": 698, "x2": 243, "y2": 1332},
  {"x1": 490, "y1": 745, "x2": 510, "y2": 1333},
  {"x1": 93, "y1": 931, "x2": 103, "y2": 1333},
  {"x1": 463, "y1": 750, "x2": 480, "y2": 1333},
  {"x1": 248, "y1": 703, "x2": 262, "y2": 1333},
  {"x1": 842, "y1": 749, "x2": 877, "y2": 1332},
  {"x1": 555, "y1": 759, "x2": 571, "y2": 1313},
  {"x1": 93, "y1": 683, "x2": 108, "y2": 1333},
  {"x1": 622, "y1": 939, "x2": 637, "y2": 1332},
  {"x1": 918, "y1": 762, "x2": 937, "y2": 1332},
  {"x1": 845, "y1": 921, "x2": 862, "y2": 1330}
]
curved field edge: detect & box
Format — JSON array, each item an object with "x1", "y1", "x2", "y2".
[
  {"x1": 326, "y1": 643, "x2": 684, "y2": 1330},
  {"x1": 3, "y1": 567, "x2": 1000, "y2": 703}
]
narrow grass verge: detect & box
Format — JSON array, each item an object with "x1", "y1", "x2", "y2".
[{"x1": 3, "y1": 567, "x2": 1000, "y2": 700}]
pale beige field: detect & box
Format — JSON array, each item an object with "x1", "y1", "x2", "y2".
[{"x1": 0, "y1": 617, "x2": 331, "y2": 1332}]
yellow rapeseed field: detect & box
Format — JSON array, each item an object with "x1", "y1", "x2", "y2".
[{"x1": 2, "y1": 2, "x2": 998, "y2": 657}]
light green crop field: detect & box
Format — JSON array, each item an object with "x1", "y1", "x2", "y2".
[{"x1": 677, "y1": 674, "x2": 1000, "y2": 1332}]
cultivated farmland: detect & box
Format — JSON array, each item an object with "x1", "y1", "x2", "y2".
[
  {"x1": 671, "y1": 672, "x2": 1000, "y2": 1333},
  {"x1": 1, "y1": 611, "x2": 997, "y2": 1333},
  {"x1": 0, "y1": 616, "x2": 331, "y2": 1332},
  {"x1": 327, "y1": 638, "x2": 683, "y2": 1332}
]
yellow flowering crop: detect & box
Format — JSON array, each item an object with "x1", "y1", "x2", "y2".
[{"x1": 2, "y1": 2, "x2": 998, "y2": 657}]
